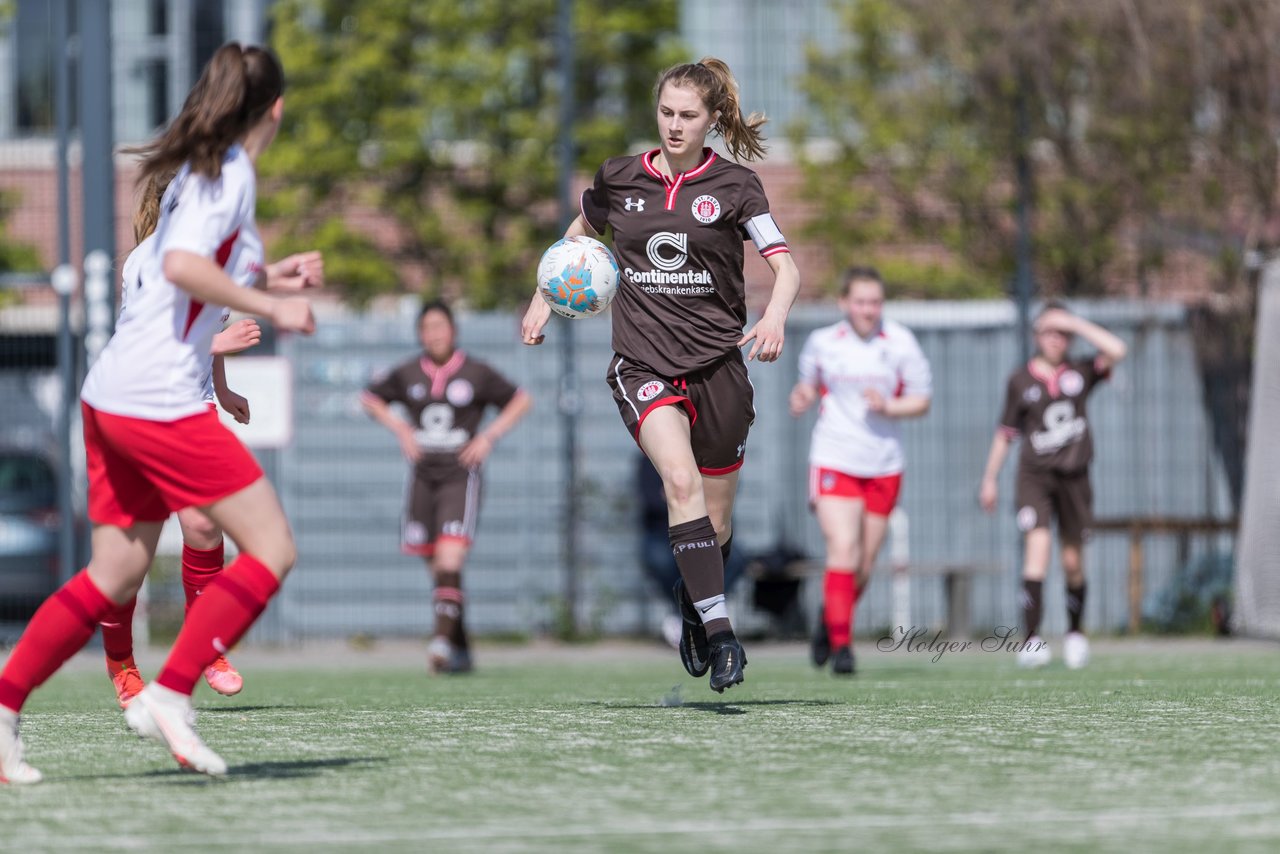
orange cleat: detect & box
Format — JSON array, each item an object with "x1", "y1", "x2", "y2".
[
  {"x1": 107, "y1": 657, "x2": 145, "y2": 710},
  {"x1": 202, "y1": 656, "x2": 243, "y2": 696}
]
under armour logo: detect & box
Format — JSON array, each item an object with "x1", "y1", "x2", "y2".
[{"x1": 624, "y1": 197, "x2": 646, "y2": 212}]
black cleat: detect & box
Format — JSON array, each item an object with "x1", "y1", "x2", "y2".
[
  {"x1": 447, "y1": 648, "x2": 473, "y2": 674},
  {"x1": 831, "y1": 645, "x2": 855, "y2": 676},
  {"x1": 673, "y1": 579, "x2": 710, "y2": 677},
  {"x1": 811, "y1": 615, "x2": 831, "y2": 667},
  {"x1": 708, "y1": 633, "x2": 747, "y2": 693}
]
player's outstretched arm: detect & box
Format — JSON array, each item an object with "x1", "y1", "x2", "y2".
[
  {"x1": 523, "y1": 216, "x2": 594, "y2": 345},
  {"x1": 263, "y1": 251, "x2": 325, "y2": 291},
  {"x1": 211, "y1": 318, "x2": 262, "y2": 356},
  {"x1": 739, "y1": 252, "x2": 799, "y2": 363},
  {"x1": 163, "y1": 250, "x2": 315, "y2": 334}
]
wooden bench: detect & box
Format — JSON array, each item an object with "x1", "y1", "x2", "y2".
[
  {"x1": 745, "y1": 557, "x2": 1003, "y2": 639},
  {"x1": 1091, "y1": 516, "x2": 1238, "y2": 633}
]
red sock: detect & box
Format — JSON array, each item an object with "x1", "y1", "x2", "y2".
[
  {"x1": 156, "y1": 554, "x2": 279, "y2": 696},
  {"x1": 823, "y1": 570, "x2": 857, "y2": 649},
  {"x1": 100, "y1": 596, "x2": 138, "y2": 661},
  {"x1": 0, "y1": 570, "x2": 113, "y2": 713},
  {"x1": 181, "y1": 542, "x2": 224, "y2": 613}
]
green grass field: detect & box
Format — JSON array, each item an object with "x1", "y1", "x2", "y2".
[{"x1": 3, "y1": 639, "x2": 1279, "y2": 852}]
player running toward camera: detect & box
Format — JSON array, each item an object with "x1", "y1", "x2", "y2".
[
  {"x1": 790, "y1": 267, "x2": 932, "y2": 676},
  {"x1": 979, "y1": 301, "x2": 1127, "y2": 669},
  {"x1": 521, "y1": 58, "x2": 801, "y2": 693},
  {"x1": 362, "y1": 301, "x2": 531, "y2": 674},
  {"x1": 102, "y1": 171, "x2": 323, "y2": 709},
  {"x1": 0, "y1": 43, "x2": 315, "y2": 784}
]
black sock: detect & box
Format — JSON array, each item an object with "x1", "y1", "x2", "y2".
[
  {"x1": 669, "y1": 516, "x2": 730, "y2": 637},
  {"x1": 433, "y1": 569, "x2": 463, "y2": 644},
  {"x1": 1021, "y1": 579, "x2": 1043, "y2": 639},
  {"x1": 1066, "y1": 583, "x2": 1086, "y2": 634}
]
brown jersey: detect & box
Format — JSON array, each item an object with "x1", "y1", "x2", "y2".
[
  {"x1": 998, "y1": 356, "x2": 1110, "y2": 473},
  {"x1": 363, "y1": 350, "x2": 519, "y2": 472},
  {"x1": 580, "y1": 148, "x2": 789, "y2": 377}
]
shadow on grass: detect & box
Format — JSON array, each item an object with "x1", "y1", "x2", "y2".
[
  {"x1": 197, "y1": 705, "x2": 314, "y2": 714},
  {"x1": 590, "y1": 698, "x2": 840, "y2": 717},
  {"x1": 58, "y1": 755, "x2": 388, "y2": 785}
]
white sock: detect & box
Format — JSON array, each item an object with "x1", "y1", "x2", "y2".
[
  {"x1": 148, "y1": 683, "x2": 192, "y2": 706},
  {"x1": 0, "y1": 705, "x2": 16, "y2": 724},
  {"x1": 692, "y1": 593, "x2": 727, "y2": 626}
]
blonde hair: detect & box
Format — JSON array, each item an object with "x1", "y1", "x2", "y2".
[
  {"x1": 654, "y1": 57, "x2": 767, "y2": 162},
  {"x1": 126, "y1": 43, "x2": 284, "y2": 187}
]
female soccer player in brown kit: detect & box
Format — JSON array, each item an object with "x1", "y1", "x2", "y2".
[
  {"x1": 362, "y1": 301, "x2": 532, "y2": 674},
  {"x1": 0, "y1": 43, "x2": 314, "y2": 783},
  {"x1": 979, "y1": 302, "x2": 1127, "y2": 669},
  {"x1": 522, "y1": 58, "x2": 800, "y2": 693}
]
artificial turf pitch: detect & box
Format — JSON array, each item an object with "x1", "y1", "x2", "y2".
[{"x1": 2, "y1": 639, "x2": 1278, "y2": 852}]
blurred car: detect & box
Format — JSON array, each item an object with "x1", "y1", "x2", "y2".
[{"x1": 0, "y1": 447, "x2": 60, "y2": 621}]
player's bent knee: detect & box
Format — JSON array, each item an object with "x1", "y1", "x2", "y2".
[{"x1": 661, "y1": 466, "x2": 703, "y2": 508}]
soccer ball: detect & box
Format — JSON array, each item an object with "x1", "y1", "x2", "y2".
[{"x1": 536, "y1": 236, "x2": 619, "y2": 320}]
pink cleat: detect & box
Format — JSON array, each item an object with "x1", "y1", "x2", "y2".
[
  {"x1": 203, "y1": 656, "x2": 243, "y2": 696},
  {"x1": 108, "y1": 656, "x2": 146, "y2": 709}
]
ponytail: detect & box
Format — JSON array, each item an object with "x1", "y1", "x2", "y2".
[
  {"x1": 654, "y1": 57, "x2": 768, "y2": 162},
  {"x1": 132, "y1": 169, "x2": 175, "y2": 243},
  {"x1": 126, "y1": 42, "x2": 284, "y2": 187}
]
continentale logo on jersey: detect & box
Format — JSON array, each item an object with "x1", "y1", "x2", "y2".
[{"x1": 625, "y1": 231, "x2": 715, "y2": 296}]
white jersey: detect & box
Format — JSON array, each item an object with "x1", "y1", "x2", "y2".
[
  {"x1": 81, "y1": 145, "x2": 263, "y2": 420},
  {"x1": 797, "y1": 318, "x2": 933, "y2": 477}
]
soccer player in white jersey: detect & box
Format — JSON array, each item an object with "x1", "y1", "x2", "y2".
[
  {"x1": 100, "y1": 173, "x2": 323, "y2": 709},
  {"x1": 0, "y1": 43, "x2": 314, "y2": 784},
  {"x1": 789, "y1": 267, "x2": 932, "y2": 675}
]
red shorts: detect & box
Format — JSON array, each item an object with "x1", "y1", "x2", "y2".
[
  {"x1": 83, "y1": 402, "x2": 263, "y2": 528},
  {"x1": 809, "y1": 467, "x2": 902, "y2": 516}
]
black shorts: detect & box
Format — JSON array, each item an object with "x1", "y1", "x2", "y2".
[
  {"x1": 1015, "y1": 467, "x2": 1092, "y2": 543},
  {"x1": 606, "y1": 351, "x2": 755, "y2": 475},
  {"x1": 402, "y1": 462, "x2": 481, "y2": 555}
]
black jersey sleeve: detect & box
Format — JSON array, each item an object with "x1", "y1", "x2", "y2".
[
  {"x1": 364, "y1": 362, "x2": 407, "y2": 405},
  {"x1": 998, "y1": 373, "x2": 1023, "y2": 436},
  {"x1": 475, "y1": 362, "x2": 520, "y2": 409}
]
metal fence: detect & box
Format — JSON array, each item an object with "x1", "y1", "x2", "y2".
[{"x1": 259, "y1": 298, "x2": 1236, "y2": 643}]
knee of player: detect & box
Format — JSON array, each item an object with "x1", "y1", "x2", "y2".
[
  {"x1": 178, "y1": 511, "x2": 222, "y2": 548},
  {"x1": 660, "y1": 465, "x2": 703, "y2": 507}
]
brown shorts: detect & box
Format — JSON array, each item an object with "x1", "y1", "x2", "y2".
[
  {"x1": 1014, "y1": 467, "x2": 1092, "y2": 543},
  {"x1": 606, "y1": 351, "x2": 755, "y2": 475},
  {"x1": 402, "y1": 462, "x2": 480, "y2": 555}
]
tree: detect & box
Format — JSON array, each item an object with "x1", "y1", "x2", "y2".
[
  {"x1": 791, "y1": 0, "x2": 1280, "y2": 298},
  {"x1": 262, "y1": 0, "x2": 682, "y2": 307}
]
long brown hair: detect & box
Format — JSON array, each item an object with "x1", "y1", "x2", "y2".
[
  {"x1": 127, "y1": 43, "x2": 284, "y2": 187},
  {"x1": 132, "y1": 168, "x2": 175, "y2": 243},
  {"x1": 654, "y1": 57, "x2": 767, "y2": 162}
]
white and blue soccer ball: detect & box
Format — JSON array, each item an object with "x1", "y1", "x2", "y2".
[{"x1": 536, "y1": 235, "x2": 619, "y2": 320}]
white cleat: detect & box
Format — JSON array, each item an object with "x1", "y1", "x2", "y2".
[
  {"x1": 426, "y1": 636, "x2": 454, "y2": 674},
  {"x1": 0, "y1": 709, "x2": 42, "y2": 785},
  {"x1": 1017, "y1": 635, "x2": 1052, "y2": 669},
  {"x1": 124, "y1": 684, "x2": 227, "y2": 777},
  {"x1": 1064, "y1": 631, "x2": 1090, "y2": 670}
]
